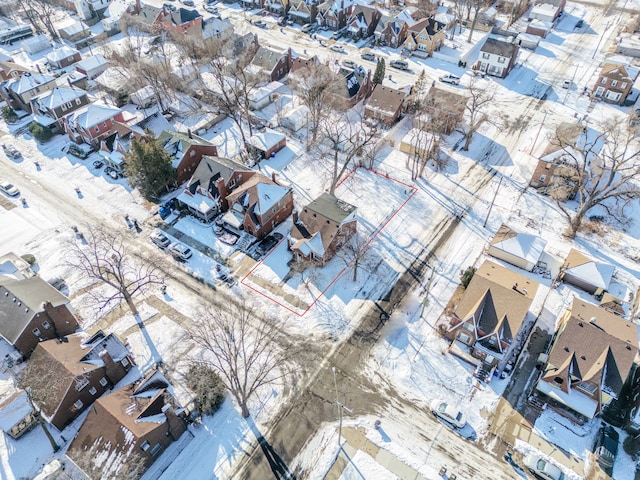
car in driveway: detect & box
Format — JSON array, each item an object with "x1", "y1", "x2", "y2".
[
  {"x1": 169, "y1": 243, "x2": 193, "y2": 260},
  {"x1": 0, "y1": 180, "x2": 20, "y2": 197},
  {"x1": 439, "y1": 74, "x2": 460, "y2": 85},
  {"x1": 2, "y1": 144, "x2": 21, "y2": 159},
  {"x1": 593, "y1": 424, "x2": 618, "y2": 475},
  {"x1": 330, "y1": 44, "x2": 345, "y2": 53},
  {"x1": 301, "y1": 23, "x2": 317, "y2": 33},
  {"x1": 525, "y1": 454, "x2": 565, "y2": 480},
  {"x1": 430, "y1": 399, "x2": 466, "y2": 429},
  {"x1": 150, "y1": 230, "x2": 171, "y2": 249},
  {"x1": 256, "y1": 232, "x2": 283, "y2": 256},
  {"x1": 562, "y1": 80, "x2": 571, "y2": 89},
  {"x1": 204, "y1": 4, "x2": 218, "y2": 13}
]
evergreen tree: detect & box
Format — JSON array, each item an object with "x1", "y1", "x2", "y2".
[
  {"x1": 373, "y1": 58, "x2": 386, "y2": 85},
  {"x1": 415, "y1": 69, "x2": 427, "y2": 92},
  {"x1": 124, "y1": 132, "x2": 175, "y2": 201}
]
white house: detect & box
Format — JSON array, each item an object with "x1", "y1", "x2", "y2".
[
  {"x1": 75, "y1": 54, "x2": 108, "y2": 79},
  {"x1": 488, "y1": 224, "x2": 547, "y2": 272},
  {"x1": 21, "y1": 34, "x2": 50, "y2": 55},
  {"x1": 475, "y1": 37, "x2": 519, "y2": 78},
  {"x1": 249, "y1": 81, "x2": 284, "y2": 111},
  {"x1": 280, "y1": 105, "x2": 310, "y2": 132},
  {"x1": 529, "y1": 3, "x2": 558, "y2": 23}
]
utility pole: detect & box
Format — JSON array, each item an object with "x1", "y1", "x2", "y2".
[
  {"x1": 483, "y1": 175, "x2": 504, "y2": 229},
  {"x1": 331, "y1": 367, "x2": 352, "y2": 449},
  {"x1": 529, "y1": 110, "x2": 549, "y2": 156},
  {"x1": 592, "y1": 21, "x2": 610, "y2": 59}
]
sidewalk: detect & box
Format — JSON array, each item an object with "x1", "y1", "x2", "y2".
[{"x1": 324, "y1": 426, "x2": 427, "y2": 480}]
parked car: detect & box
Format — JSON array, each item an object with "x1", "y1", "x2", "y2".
[
  {"x1": 67, "y1": 143, "x2": 91, "y2": 159},
  {"x1": 0, "y1": 180, "x2": 20, "y2": 197},
  {"x1": 180, "y1": 0, "x2": 195, "y2": 5},
  {"x1": 169, "y1": 243, "x2": 193, "y2": 260},
  {"x1": 256, "y1": 232, "x2": 283, "y2": 256},
  {"x1": 593, "y1": 424, "x2": 618, "y2": 475},
  {"x1": 254, "y1": 20, "x2": 267, "y2": 28},
  {"x1": 430, "y1": 399, "x2": 466, "y2": 429},
  {"x1": 150, "y1": 231, "x2": 171, "y2": 249},
  {"x1": 439, "y1": 74, "x2": 460, "y2": 85},
  {"x1": 301, "y1": 23, "x2": 317, "y2": 33},
  {"x1": 575, "y1": 19, "x2": 584, "y2": 28},
  {"x1": 330, "y1": 44, "x2": 345, "y2": 53},
  {"x1": 204, "y1": 4, "x2": 218, "y2": 13},
  {"x1": 525, "y1": 454, "x2": 565, "y2": 480},
  {"x1": 342, "y1": 59, "x2": 357, "y2": 69},
  {"x1": 163, "y1": 2, "x2": 177, "y2": 11},
  {"x1": 561, "y1": 80, "x2": 571, "y2": 89},
  {"x1": 92, "y1": 160, "x2": 104, "y2": 169},
  {"x1": 2, "y1": 144, "x2": 21, "y2": 159},
  {"x1": 360, "y1": 52, "x2": 377, "y2": 61},
  {"x1": 389, "y1": 59, "x2": 409, "y2": 70}
]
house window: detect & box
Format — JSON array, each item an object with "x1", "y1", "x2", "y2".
[
  {"x1": 611, "y1": 80, "x2": 618, "y2": 87},
  {"x1": 140, "y1": 441, "x2": 150, "y2": 452},
  {"x1": 94, "y1": 126, "x2": 100, "y2": 132},
  {"x1": 65, "y1": 102, "x2": 73, "y2": 109},
  {"x1": 76, "y1": 98, "x2": 82, "y2": 105},
  {"x1": 553, "y1": 377, "x2": 564, "y2": 385},
  {"x1": 497, "y1": 57, "x2": 505, "y2": 63},
  {"x1": 456, "y1": 332, "x2": 472, "y2": 344},
  {"x1": 103, "y1": 122, "x2": 108, "y2": 128},
  {"x1": 75, "y1": 378, "x2": 89, "y2": 391},
  {"x1": 150, "y1": 443, "x2": 162, "y2": 456},
  {"x1": 463, "y1": 322, "x2": 474, "y2": 332},
  {"x1": 577, "y1": 382, "x2": 597, "y2": 394},
  {"x1": 122, "y1": 357, "x2": 129, "y2": 367},
  {"x1": 89, "y1": 386, "x2": 97, "y2": 395},
  {"x1": 61, "y1": 104, "x2": 67, "y2": 112},
  {"x1": 621, "y1": 82, "x2": 627, "y2": 89},
  {"x1": 32, "y1": 328, "x2": 41, "y2": 336},
  {"x1": 42, "y1": 321, "x2": 51, "y2": 329},
  {"x1": 99, "y1": 377, "x2": 108, "y2": 386},
  {"x1": 73, "y1": 400, "x2": 83, "y2": 409},
  {"x1": 482, "y1": 52, "x2": 490, "y2": 59},
  {"x1": 600, "y1": 77, "x2": 607, "y2": 84},
  {"x1": 190, "y1": 150, "x2": 196, "y2": 157}
]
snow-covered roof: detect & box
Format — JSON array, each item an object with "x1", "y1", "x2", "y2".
[
  {"x1": 536, "y1": 380, "x2": 598, "y2": 418},
  {"x1": 253, "y1": 182, "x2": 290, "y2": 215},
  {"x1": 59, "y1": 22, "x2": 90, "y2": 37},
  {"x1": 46, "y1": 45, "x2": 79, "y2": 63},
  {"x1": 75, "y1": 54, "x2": 108, "y2": 72},
  {"x1": 0, "y1": 387, "x2": 32, "y2": 432},
  {"x1": 222, "y1": 210, "x2": 244, "y2": 229},
  {"x1": 177, "y1": 188, "x2": 218, "y2": 214},
  {"x1": 490, "y1": 225, "x2": 547, "y2": 266},
  {"x1": 36, "y1": 87, "x2": 86, "y2": 110},
  {"x1": 8, "y1": 73, "x2": 55, "y2": 95},
  {"x1": 564, "y1": 249, "x2": 614, "y2": 290},
  {"x1": 69, "y1": 103, "x2": 122, "y2": 130},
  {"x1": 292, "y1": 231, "x2": 325, "y2": 257},
  {"x1": 248, "y1": 129, "x2": 285, "y2": 151}
]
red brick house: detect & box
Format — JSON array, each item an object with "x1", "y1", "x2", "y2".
[
  {"x1": 45, "y1": 46, "x2": 81, "y2": 70},
  {"x1": 158, "y1": 7, "x2": 203, "y2": 37},
  {"x1": 63, "y1": 102, "x2": 126, "y2": 148},
  {"x1": 364, "y1": 84, "x2": 406, "y2": 126},
  {"x1": 346, "y1": 5, "x2": 381, "y2": 39},
  {"x1": 592, "y1": 63, "x2": 636, "y2": 105},
  {"x1": 158, "y1": 130, "x2": 218, "y2": 185},
  {"x1": 223, "y1": 174, "x2": 294, "y2": 239},
  {"x1": 289, "y1": 193, "x2": 357, "y2": 264},
  {"x1": 249, "y1": 46, "x2": 291, "y2": 83},
  {"x1": 67, "y1": 370, "x2": 187, "y2": 480},
  {"x1": 374, "y1": 15, "x2": 408, "y2": 48},
  {"x1": 21, "y1": 330, "x2": 133, "y2": 430},
  {"x1": 334, "y1": 66, "x2": 373, "y2": 108},
  {"x1": 0, "y1": 60, "x2": 30, "y2": 82},
  {"x1": 317, "y1": 0, "x2": 356, "y2": 30},
  {"x1": 0, "y1": 276, "x2": 79, "y2": 358}
]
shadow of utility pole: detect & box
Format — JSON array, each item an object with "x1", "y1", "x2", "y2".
[{"x1": 247, "y1": 417, "x2": 296, "y2": 480}]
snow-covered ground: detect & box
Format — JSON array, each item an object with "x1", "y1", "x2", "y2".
[{"x1": 1, "y1": 0, "x2": 640, "y2": 479}]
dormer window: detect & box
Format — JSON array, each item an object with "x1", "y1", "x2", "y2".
[
  {"x1": 75, "y1": 378, "x2": 89, "y2": 391},
  {"x1": 32, "y1": 328, "x2": 41, "y2": 336},
  {"x1": 42, "y1": 321, "x2": 51, "y2": 329}
]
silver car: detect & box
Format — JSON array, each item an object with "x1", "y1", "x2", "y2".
[
  {"x1": 430, "y1": 399, "x2": 466, "y2": 429},
  {"x1": 525, "y1": 454, "x2": 565, "y2": 480}
]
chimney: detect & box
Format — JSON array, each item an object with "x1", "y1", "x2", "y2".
[
  {"x1": 271, "y1": 172, "x2": 278, "y2": 184},
  {"x1": 99, "y1": 349, "x2": 122, "y2": 385},
  {"x1": 292, "y1": 209, "x2": 298, "y2": 223},
  {"x1": 67, "y1": 77, "x2": 72, "y2": 88},
  {"x1": 187, "y1": 128, "x2": 192, "y2": 139},
  {"x1": 36, "y1": 64, "x2": 42, "y2": 74},
  {"x1": 162, "y1": 404, "x2": 187, "y2": 440}
]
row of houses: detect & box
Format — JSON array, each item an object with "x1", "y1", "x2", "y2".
[
  {"x1": 443, "y1": 223, "x2": 638, "y2": 425},
  {"x1": 0, "y1": 254, "x2": 188, "y2": 479}
]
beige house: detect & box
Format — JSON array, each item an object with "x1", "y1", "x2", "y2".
[{"x1": 403, "y1": 18, "x2": 446, "y2": 57}]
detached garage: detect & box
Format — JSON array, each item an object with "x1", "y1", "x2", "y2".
[
  {"x1": 560, "y1": 248, "x2": 614, "y2": 295},
  {"x1": 488, "y1": 224, "x2": 547, "y2": 272}
]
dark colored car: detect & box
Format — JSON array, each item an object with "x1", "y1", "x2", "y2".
[
  {"x1": 593, "y1": 424, "x2": 618, "y2": 475},
  {"x1": 256, "y1": 232, "x2": 283, "y2": 256},
  {"x1": 67, "y1": 144, "x2": 91, "y2": 159},
  {"x1": 575, "y1": 19, "x2": 584, "y2": 28}
]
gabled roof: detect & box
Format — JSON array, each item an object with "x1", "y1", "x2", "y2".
[
  {"x1": 375, "y1": 15, "x2": 405, "y2": 35},
  {"x1": 59, "y1": 22, "x2": 90, "y2": 36},
  {"x1": 46, "y1": 45, "x2": 79, "y2": 63},
  {"x1": 454, "y1": 261, "x2": 538, "y2": 341},
  {"x1": 188, "y1": 155, "x2": 252, "y2": 196},
  {"x1": 408, "y1": 17, "x2": 445, "y2": 35},
  {"x1": 168, "y1": 7, "x2": 202, "y2": 25},
  {"x1": 0, "y1": 60, "x2": 30, "y2": 76},
  {"x1": 137, "y1": 4, "x2": 163, "y2": 25},
  {"x1": 489, "y1": 224, "x2": 547, "y2": 266},
  {"x1": 366, "y1": 84, "x2": 405, "y2": 114},
  {"x1": 158, "y1": 130, "x2": 213, "y2": 161},
  {"x1": 227, "y1": 175, "x2": 291, "y2": 216},
  {"x1": 75, "y1": 54, "x2": 108, "y2": 71},
  {"x1": 480, "y1": 37, "x2": 518, "y2": 58},
  {"x1": 0, "y1": 381, "x2": 32, "y2": 432},
  {"x1": 68, "y1": 102, "x2": 122, "y2": 130},
  {"x1": 563, "y1": 248, "x2": 614, "y2": 291},
  {"x1": 247, "y1": 128, "x2": 285, "y2": 151},
  {"x1": 0, "y1": 252, "x2": 35, "y2": 282},
  {"x1": 0, "y1": 276, "x2": 69, "y2": 345},
  {"x1": 543, "y1": 298, "x2": 637, "y2": 399},
  {"x1": 36, "y1": 86, "x2": 86, "y2": 110},
  {"x1": 8, "y1": 72, "x2": 55, "y2": 95},
  {"x1": 599, "y1": 63, "x2": 632, "y2": 81},
  {"x1": 251, "y1": 46, "x2": 287, "y2": 71}
]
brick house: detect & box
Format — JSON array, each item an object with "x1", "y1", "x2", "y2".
[
  {"x1": 346, "y1": 5, "x2": 381, "y2": 39},
  {"x1": 536, "y1": 298, "x2": 637, "y2": 422},
  {"x1": 265, "y1": 0, "x2": 289, "y2": 15},
  {"x1": 416, "y1": 86, "x2": 467, "y2": 135},
  {"x1": 334, "y1": 66, "x2": 373, "y2": 108},
  {"x1": 223, "y1": 175, "x2": 294, "y2": 239},
  {"x1": 374, "y1": 15, "x2": 408, "y2": 48},
  {"x1": 475, "y1": 38, "x2": 519, "y2": 78},
  {"x1": 21, "y1": 330, "x2": 133, "y2": 430},
  {"x1": 31, "y1": 86, "x2": 91, "y2": 133},
  {"x1": 289, "y1": 193, "x2": 357, "y2": 264},
  {"x1": 63, "y1": 102, "x2": 126, "y2": 148},
  {"x1": 45, "y1": 45, "x2": 81, "y2": 70},
  {"x1": 157, "y1": 7, "x2": 203, "y2": 37},
  {"x1": 288, "y1": 0, "x2": 318, "y2": 24},
  {"x1": 403, "y1": 18, "x2": 446, "y2": 57},
  {"x1": 0, "y1": 72, "x2": 57, "y2": 113},
  {"x1": 67, "y1": 370, "x2": 187, "y2": 480},
  {"x1": 248, "y1": 46, "x2": 291, "y2": 83},
  {"x1": 592, "y1": 63, "x2": 636, "y2": 105},
  {"x1": 158, "y1": 130, "x2": 218, "y2": 185},
  {"x1": 0, "y1": 60, "x2": 30, "y2": 82},
  {"x1": 0, "y1": 276, "x2": 79, "y2": 358},
  {"x1": 317, "y1": 0, "x2": 356, "y2": 30},
  {"x1": 245, "y1": 128, "x2": 287, "y2": 160},
  {"x1": 364, "y1": 84, "x2": 406, "y2": 126},
  {"x1": 444, "y1": 261, "x2": 539, "y2": 373}
]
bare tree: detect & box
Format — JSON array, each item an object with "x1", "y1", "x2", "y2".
[
  {"x1": 289, "y1": 63, "x2": 344, "y2": 146},
  {"x1": 467, "y1": 0, "x2": 485, "y2": 42},
  {"x1": 16, "y1": 0, "x2": 60, "y2": 41},
  {"x1": 459, "y1": 77, "x2": 497, "y2": 151},
  {"x1": 63, "y1": 225, "x2": 165, "y2": 317},
  {"x1": 405, "y1": 128, "x2": 440, "y2": 179},
  {"x1": 188, "y1": 297, "x2": 287, "y2": 418},
  {"x1": 336, "y1": 231, "x2": 374, "y2": 282},
  {"x1": 318, "y1": 109, "x2": 381, "y2": 194},
  {"x1": 546, "y1": 116, "x2": 640, "y2": 238}
]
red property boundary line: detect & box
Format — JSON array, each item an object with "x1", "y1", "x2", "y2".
[{"x1": 240, "y1": 167, "x2": 418, "y2": 316}]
